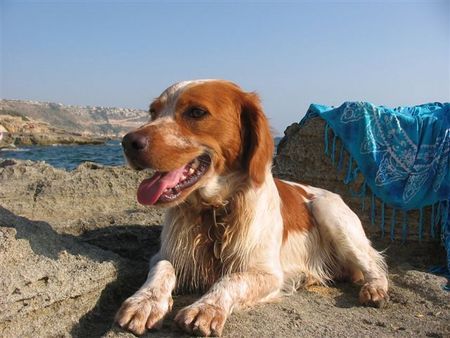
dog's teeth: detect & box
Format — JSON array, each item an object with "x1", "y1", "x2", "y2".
[{"x1": 188, "y1": 167, "x2": 195, "y2": 175}]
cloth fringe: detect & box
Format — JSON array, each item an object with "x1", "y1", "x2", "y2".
[
  {"x1": 322, "y1": 123, "x2": 450, "y2": 287},
  {"x1": 323, "y1": 123, "x2": 448, "y2": 241}
]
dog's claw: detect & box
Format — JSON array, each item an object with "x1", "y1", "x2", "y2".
[
  {"x1": 359, "y1": 282, "x2": 389, "y2": 308},
  {"x1": 115, "y1": 293, "x2": 172, "y2": 335}
]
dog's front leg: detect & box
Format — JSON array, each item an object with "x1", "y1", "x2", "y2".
[
  {"x1": 175, "y1": 271, "x2": 281, "y2": 337},
  {"x1": 115, "y1": 254, "x2": 176, "y2": 335}
]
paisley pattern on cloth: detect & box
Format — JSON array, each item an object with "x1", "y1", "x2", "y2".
[{"x1": 301, "y1": 102, "x2": 450, "y2": 285}]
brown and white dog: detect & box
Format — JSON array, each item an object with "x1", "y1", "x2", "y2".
[{"x1": 116, "y1": 80, "x2": 389, "y2": 336}]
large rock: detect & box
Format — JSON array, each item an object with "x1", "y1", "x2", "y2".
[
  {"x1": 0, "y1": 208, "x2": 120, "y2": 337},
  {"x1": 0, "y1": 160, "x2": 163, "y2": 337},
  {"x1": 0, "y1": 160, "x2": 164, "y2": 232}
]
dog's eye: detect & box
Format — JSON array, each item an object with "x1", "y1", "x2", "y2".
[{"x1": 185, "y1": 107, "x2": 208, "y2": 119}]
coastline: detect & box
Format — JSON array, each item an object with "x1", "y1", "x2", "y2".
[
  {"x1": 0, "y1": 132, "x2": 109, "y2": 148},
  {"x1": 0, "y1": 114, "x2": 110, "y2": 149},
  {"x1": 0, "y1": 140, "x2": 123, "y2": 170}
]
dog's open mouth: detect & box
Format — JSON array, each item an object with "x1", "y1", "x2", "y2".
[{"x1": 137, "y1": 154, "x2": 211, "y2": 205}]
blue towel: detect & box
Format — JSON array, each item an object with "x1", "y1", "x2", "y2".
[{"x1": 301, "y1": 102, "x2": 450, "y2": 279}]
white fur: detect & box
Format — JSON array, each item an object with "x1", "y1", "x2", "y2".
[
  {"x1": 115, "y1": 258, "x2": 176, "y2": 335},
  {"x1": 158, "y1": 79, "x2": 217, "y2": 118},
  {"x1": 281, "y1": 180, "x2": 387, "y2": 290},
  {"x1": 117, "y1": 80, "x2": 389, "y2": 337}
]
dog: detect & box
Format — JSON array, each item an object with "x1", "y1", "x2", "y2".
[{"x1": 116, "y1": 80, "x2": 389, "y2": 336}]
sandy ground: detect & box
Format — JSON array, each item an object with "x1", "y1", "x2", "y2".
[
  {"x1": 0, "y1": 160, "x2": 449, "y2": 337},
  {"x1": 86, "y1": 230, "x2": 450, "y2": 338}
]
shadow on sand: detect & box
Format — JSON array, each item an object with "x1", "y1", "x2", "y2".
[{"x1": 0, "y1": 206, "x2": 189, "y2": 337}]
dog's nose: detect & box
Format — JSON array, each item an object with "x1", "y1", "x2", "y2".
[{"x1": 122, "y1": 132, "x2": 148, "y2": 152}]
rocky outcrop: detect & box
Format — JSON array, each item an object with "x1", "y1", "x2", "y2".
[
  {"x1": 0, "y1": 160, "x2": 163, "y2": 337},
  {"x1": 0, "y1": 215, "x2": 120, "y2": 337},
  {"x1": 0, "y1": 99, "x2": 148, "y2": 138},
  {"x1": 0, "y1": 150, "x2": 449, "y2": 337},
  {"x1": 0, "y1": 114, "x2": 107, "y2": 147},
  {"x1": 0, "y1": 160, "x2": 164, "y2": 231}
]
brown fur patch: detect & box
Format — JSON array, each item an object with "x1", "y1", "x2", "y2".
[
  {"x1": 174, "y1": 81, "x2": 245, "y2": 175},
  {"x1": 149, "y1": 99, "x2": 163, "y2": 120},
  {"x1": 171, "y1": 81, "x2": 273, "y2": 184},
  {"x1": 240, "y1": 93, "x2": 274, "y2": 186},
  {"x1": 274, "y1": 179, "x2": 315, "y2": 242}
]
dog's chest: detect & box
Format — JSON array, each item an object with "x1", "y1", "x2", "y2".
[{"x1": 164, "y1": 207, "x2": 232, "y2": 292}]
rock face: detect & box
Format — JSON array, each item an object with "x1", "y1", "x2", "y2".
[
  {"x1": 0, "y1": 160, "x2": 164, "y2": 337},
  {"x1": 0, "y1": 113, "x2": 107, "y2": 148},
  {"x1": 0, "y1": 216, "x2": 119, "y2": 337},
  {"x1": 0, "y1": 134, "x2": 449, "y2": 338},
  {"x1": 0, "y1": 99, "x2": 148, "y2": 138}
]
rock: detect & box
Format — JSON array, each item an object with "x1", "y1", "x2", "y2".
[
  {"x1": 0, "y1": 160, "x2": 163, "y2": 337},
  {"x1": 0, "y1": 160, "x2": 164, "y2": 232},
  {"x1": 0, "y1": 209, "x2": 120, "y2": 337},
  {"x1": 0, "y1": 114, "x2": 108, "y2": 148}
]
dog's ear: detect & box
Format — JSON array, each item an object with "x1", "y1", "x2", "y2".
[{"x1": 241, "y1": 92, "x2": 274, "y2": 186}]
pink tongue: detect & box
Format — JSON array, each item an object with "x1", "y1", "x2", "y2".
[{"x1": 137, "y1": 166, "x2": 187, "y2": 205}]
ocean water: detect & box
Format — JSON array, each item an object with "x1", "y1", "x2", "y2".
[
  {"x1": 0, "y1": 140, "x2": 125, "y2": 170},
  {"x1": 0, "y1": 138, "x2": 282, "y2": 170}
]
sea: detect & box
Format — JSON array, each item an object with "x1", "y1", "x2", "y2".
[
  {"x1": 0, "y1": 140, "x2": 125, "y2": 170},
  {"x1": 0, "y1": 138, "x2": 282, "y2": 170}
]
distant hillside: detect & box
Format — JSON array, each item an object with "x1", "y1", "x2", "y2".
[
  {"x1": 0, "y1": 99, "x2": 149, "y2": 137},
  {"x1": 0, "y1": 112, "x2": 108, "y2": 147}
]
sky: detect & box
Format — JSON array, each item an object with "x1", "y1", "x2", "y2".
[{"x1": 1, "y1": 0, "x2": 449, "y2": 135}]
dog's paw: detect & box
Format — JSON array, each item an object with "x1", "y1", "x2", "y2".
[
  {"x1": 359, "y1": 282, "x2": 389, "y2": 308},
  {"x1": 175, "y1": 302, "x2": 227, "y2": 337},
  {"x1": 115, "y1": 292, "x2": 173, "y2": 336}
]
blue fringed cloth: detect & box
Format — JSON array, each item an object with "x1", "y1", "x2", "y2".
[{"x1": 301, "y1": 102, "x2": 450, "y2": 286}]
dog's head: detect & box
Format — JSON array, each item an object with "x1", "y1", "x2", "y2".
[{"x1": 122, "y1": 80, "x2": 274, "y2": 207}]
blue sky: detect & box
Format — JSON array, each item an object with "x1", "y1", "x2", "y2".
[{"x1": 1, "y1": 0, "x2": 449, "y2": 135}]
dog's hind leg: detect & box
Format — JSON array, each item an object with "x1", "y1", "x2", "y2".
[{"x1": 309, "y1": 191, "x2": 389, "y2": 308}]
